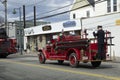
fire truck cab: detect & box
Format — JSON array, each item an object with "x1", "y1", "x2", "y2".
[
  {"x1": 0, "y1": 28, "x2": 17, "y2": 58},
  {"x1": 38, "y1": 30, "x2": 114, "y2": 67}
]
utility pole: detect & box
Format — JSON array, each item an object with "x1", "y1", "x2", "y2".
[
  {"x1": 18, "y1": 7, "x2": 22, "y2": 55},
  {"x1": 34, "y1": 0, "x2": 36, "y2": 26},
  {"x1": 5, "y1": 0, "x2": 7, "y2": 29},
  {"x1": 23, "y1": 5, "x2": 26, "y2": 28},
  {"x1": 13, "y1": 7, "x2": 22, "y2": 55},
  {"x1": 19, "y1": 7, "x2": 22, "y2": 55},
  {"x1": 34, "y1": 5, "x2": 36, "y2": 26},
  {"x1": 2, "y1": 0, "x2": 7, "y2": 35}
]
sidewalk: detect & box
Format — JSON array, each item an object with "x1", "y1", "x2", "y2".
[
  {"x1": 113, "y1": 57, "x2": 120, "y2": 63},
  {"x1": 14, "y1": 51, "x2": 38, "y2": 57},
  {"x1": 23, "y1": 51, "x2": 38, "y2": 57}
]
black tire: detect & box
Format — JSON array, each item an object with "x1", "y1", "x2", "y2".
[
  {"x1": 69, "y1": 53, "x2": 79, "y2": 68},
  {"x1": 2, "y1": 55, "x2": 7, "y2": 58},
  {"x1": 0, "y1": 54, "x2": 7, "y2": 58},
  {"x1": 91, "y1": 61, "x2": 101, "y2": 67},
  {"x1": 38, "y1": 52, "x2": 46, "y2": 64},
  {"x1": 58, "y1": 60, "x2": 64, "y2": 64}
]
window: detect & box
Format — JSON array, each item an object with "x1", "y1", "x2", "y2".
[
  {"x1": 113, "y1": 0, "x2": 117, "y2": 11},
  {"x1": 86, "y1": 11, "x2": 90, "y2": 17},
  {"x1": 46, "y1": 34, "x2": 52, "y2": 44},
  {"x1": 107, "y1": 0, "x2": 111, "y2": 13},
  {"x1": 96, "y1": 0, "x2": 101, "y2": 1},
  {"x1": 73, "y1": 14, "x2": 76, "y2": 19}
]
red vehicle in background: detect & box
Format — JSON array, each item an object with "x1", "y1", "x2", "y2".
[
  {"x1": 0, "y1": 28, "x2": 17, "y2": 58},
  {"x1": 38, "y1": 30, "x2": 114, "y2": 67}
]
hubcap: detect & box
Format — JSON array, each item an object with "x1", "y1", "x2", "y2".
[
  {"x1": 39, "y1": 54, "x2": 43, "y2": 62},
  {"x1": 70, "y1": 56, "x2": 76, "y2": 65}
]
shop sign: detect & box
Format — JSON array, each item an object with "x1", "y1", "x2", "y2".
[
  {"x1": 116, "y1": 19, "x2": 120, "y2": 26},
  {"x1": 25, "y1": 29, "x2": 34, "y2": 35},
  {"x1": 42, "y1": 25, "x2": 51, "y2": 31},
  {"x1": 63, "y1": 21, "x2": 76, "y2": 28}
]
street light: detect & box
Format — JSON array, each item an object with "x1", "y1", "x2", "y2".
[{"x1": 13, "y1": 7, "x2": 23, "y2": 55}]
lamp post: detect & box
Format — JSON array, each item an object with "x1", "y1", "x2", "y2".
[{"x1": 13, "y1": 7, "x2": 23, "y2": 55}]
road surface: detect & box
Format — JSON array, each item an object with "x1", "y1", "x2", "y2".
[{"x1": 0, "y1": 54, "x2": 120, "y2": 80}]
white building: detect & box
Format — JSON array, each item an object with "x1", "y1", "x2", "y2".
[
  {"x1": 7, "y1": 22, "x2": 16, "y2": 39},
  {"x1": 70, "y1": 0, "x2": 120, "y2": 19},
  {"x1": 70, "y1": 0, "x2": 120, "y2": 57},
  {"x1": 24, "y1": 0, "x2": 120, "y2": 58},
  {"x1": 0, "y1": 22, "x2": 16, "y2": 39},
  {"x1": 24, "y1": 19, "x2": 81, "y2": 51}
]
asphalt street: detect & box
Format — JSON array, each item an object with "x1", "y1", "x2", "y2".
[{"x1": 0, "y1": 53, "x2": 120, "y2": 80}]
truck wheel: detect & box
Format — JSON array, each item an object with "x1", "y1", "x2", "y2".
[
  {"x1": 0, "y1": 54, "x2": 7, "y2": 58},
  {"x1": 69, "y1": 53, "x2": 79, "y2": 68},
  {"x1": 91, "y1": 61, "x2": 101, "y2": 67},
  {"x1": 58, "y1": 60, "x2": 64, "y2": 64},
  {"x1": 2, "y1": 55, "x2": 7, "y2": 58},
  {"x1": 38, "y1": 52, "x2": 46, "y2": 64}
]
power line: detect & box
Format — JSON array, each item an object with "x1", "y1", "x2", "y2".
[
  {"x1": 25, "y1": 0, "x2": 85, "y2": 19},
  {"x1": 25, "y1": 0, "x2": 47, "y2": 7},
  {"x1": 26, "y1": 0, "x2": 96, "y2": 21},
  {"x1": 8, "y1": 0, "x2": 46, "y2": 7},
  {"x1": 37, "y1": 2, "x2": 73, "y2": 16},
  {"x1": 24, "y1": 0, "x2": 107, "y2": 21},
  {"x1": 36, "y1": 0, "x2": 98, "y2": 17},
  {"x1": 34, "y1": 0, "x2": 106, "y2": 20}
]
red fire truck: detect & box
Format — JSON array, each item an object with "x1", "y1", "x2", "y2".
[
  {"x1": 38, "y1": 30, "x2": 114, "y2": 67},
  {"x1": 0, "y1": 28, "x2": 17, "y2": 58}
]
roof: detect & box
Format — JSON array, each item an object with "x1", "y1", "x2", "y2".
[
  {"x1": 71, "y1": 0, "x2": 95, "y2": 10},
  {"x1": 24, "y1": 19, "x2": 81, "y2": 36}
]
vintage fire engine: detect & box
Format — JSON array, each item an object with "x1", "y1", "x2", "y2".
[
  {"x1": 0, "y1": 28, "x2": 17, "y2": 58},
  {"x1": 38, "y1": 30, "x2": 114, "y2": 67}
]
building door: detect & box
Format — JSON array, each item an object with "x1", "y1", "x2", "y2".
[{"x1": 46, "y1": 34, "x2": 52, "y2": 43}]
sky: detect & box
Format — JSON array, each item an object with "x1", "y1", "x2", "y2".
[{"x1": 0, "y1": 0, "x2": 73, "y2": 23}]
